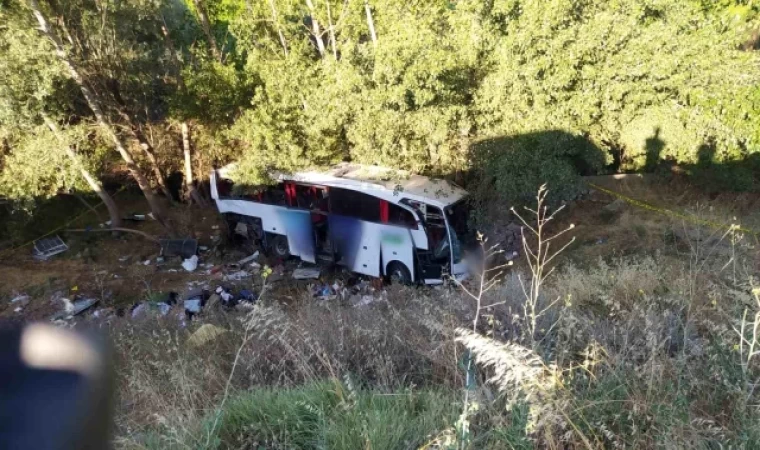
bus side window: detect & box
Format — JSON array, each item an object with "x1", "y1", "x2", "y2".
[
  {"x1": 217, "y1": 178, "x2": 233, "y2": 198},
  {"x1": 262, "y1": 184, "x2": 287, "y2": 206},
  {"x1": 388, "y1": 203, "x2": 417, "y2": 229},
  {"x1": 330, "y1": 188, "x2": 380, "y2": 222}
]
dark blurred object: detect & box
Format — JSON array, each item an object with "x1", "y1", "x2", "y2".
[
  {"x1": 159, "y1": 238, "x2": 198, "y2": 259},
  {"x1": 0, "y1": 324, "x2": 113, "y2": 450}
]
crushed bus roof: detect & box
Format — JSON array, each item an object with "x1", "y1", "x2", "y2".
[
  {"x1": 218, "y1": 162, "x2": 468, "y2": 208},
  {"x1": 283, "y1": 163, "x2": 467, "y2": 207}
]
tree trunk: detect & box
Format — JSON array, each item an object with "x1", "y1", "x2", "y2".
[
  {"x1": 326, "y1": 0, "x2": 337, "y2": 59},
  {"x1": 107, "y1": 80, "x2": 173, "y2": 202},
  {"x1": 181, "y1": 122, "x2": 206, "y2": 206},
  {"x1": 364, "y1": 0, "x2": 377, "y2": 47},
  {"x1": 42, "y1": 115, "x2": 123, "y2": 229},
  {"x1": 160, "y1": 18, "x2": 185, "y2": 90},
  {"x1": 268, "y1": 0, "x2": 289, "y2": 56},
  {"x1": 30, "y1": 0, "x2": 170, "y2": 230},
  {"x1": 193, "y1": 0, "x2": 221, "y2": 62},
  {"x1": 135, "y1": 126, "x2": 173, "y2": 202},
  {"x1": 305, "y1": 0, "x2": 326, "y2": 57}
]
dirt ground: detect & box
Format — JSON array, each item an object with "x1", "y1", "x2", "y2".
[{"x1": 1, "y1": 175, "x2": 758, "y2": 323}]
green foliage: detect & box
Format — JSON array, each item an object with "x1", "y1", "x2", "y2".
[
  {"x1": 174, "y1": 51, "x2": 254, "y2": 124},
  {"x1": 2, "y1": 0, "x2": 760, "y2": 209},
  {"x1": 471, "y1": 131, "x2": 606, "y2": 208},
  {"x1": 0, "y1": 124, "x2": 110, "y2": 201}
]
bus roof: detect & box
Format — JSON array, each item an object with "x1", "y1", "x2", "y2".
[
  {"x1": 219, "y1": 163, "x2": 468, "y2": 208},
  {"x1": 284, "y1": 163, "x2": 468, "y2": 208}
]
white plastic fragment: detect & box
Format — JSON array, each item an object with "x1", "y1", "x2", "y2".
[
  {"x1": 182, "y1": 255, "x2": 199, "y2": 272},
  {"x1": 238, "y1": 251, "x2": 260, "y2": 265}
]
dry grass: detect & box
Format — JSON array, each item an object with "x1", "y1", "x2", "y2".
[{"x1": 113, "y1": 220, "x2": 760, "y2": 448}]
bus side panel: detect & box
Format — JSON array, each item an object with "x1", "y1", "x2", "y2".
[
  {"x1": 278, "y1": 209, "x2": 315, "y2": 263},
  {"x1": 328, "y1": 215, "x2": 380, "y2": 277},
  {"x1": 379, "y1": 226, "x2": 415, "y2": 280},
  {"x1": 216, "y1": 199, "x2": 288, "y2": 236},
  {"x1": 408, "y1": 227, "x2": 429, "y2": 251}
]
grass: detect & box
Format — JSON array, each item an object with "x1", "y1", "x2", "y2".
[{"x1": 123, "y1": 381, "x2": 459, "y2": 450}]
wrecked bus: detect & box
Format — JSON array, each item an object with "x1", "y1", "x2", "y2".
[{"x1": 211, "y1": 163, "x2": 471, "y2": 284}]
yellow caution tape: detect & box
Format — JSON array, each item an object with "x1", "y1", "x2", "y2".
[{"x1": 587, "y1": 183, "x2": 759, "y2": 237}]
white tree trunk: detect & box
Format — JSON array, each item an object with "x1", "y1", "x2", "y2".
[
  {"x1": 268, "y1": 0, "x2": 289, "y2": 56},
  {"x1": 364, "y1": 0, "x2": 377, "y2": 46},
  {"x1": 326, "y1": 0, "x2": 337, "y2": 59},
  {"x1": 305, "y1": 0, "x2": 326, "y2": 57},
  {"x1": 182, "y1": 122, "x2": 206, "y2": 206},
  {"x1": 193, "y1": 0, "x2": 221, "y2": 61},
  {"x1": 30, "y1": 0, "x2": 170, "y2": 229}
]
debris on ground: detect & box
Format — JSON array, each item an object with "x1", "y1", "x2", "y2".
[
  {"x1": 187, "y1": 324, "x2": 227, "y2": 348},
  {"x1": 239, "y1": 289, "x2": 257, "y2": 302},
  {"x1": 130, "y1": 292, "x2": 178, "y2": 319},
  {"x1": 10, "y1": 293, "x2": 31, "y2": 312},
  {"x1": 236, "y1": 289, "x2": 258, "y2": 309},
  {"x1": 350, "y1": 295, "x2": 376, "y2": 308},
  {"x1": 184, "y1": 288, "x2": 209, "y2": 320},
  {"x1": 312, "y1": 283, "x2": 336, "y2": 299},
  {"x1": 10, "y1": 294, "x2": 29, "y2": 304},
  {"x1": 293, "y1": 267, "x2": 321, "y2": 280},
  {"x1": 182, "y1": 255, "x2": 199, "y2": 272},
  {"x1": 33, "y1": 235, "x2": 69, "y2": 260},
  {"x1": 142, "y1": 259, "x2": 152, "y2": 266},
  {"x1": 51, "y1": 297, "x2": 99, "y2": 321},
  {"x1": 160, "y1": 238, "x2": 198, "y2": 259},
  {"x1": 238, "y1": 251, "x2": 260, "y2": 265},
  {"x1": 126, "y1": 213, "x2": 147, "y2": 221},
  {"x1": 215, "y1": 286, "x2": 235, "y2": 307},
  {"x1": 224, "y1": 270, "x2": 250, "y2": 281}
]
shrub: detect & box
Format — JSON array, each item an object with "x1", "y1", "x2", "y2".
[{"x1": 470, "y1": 130, "x2": 607, "y2": 209}]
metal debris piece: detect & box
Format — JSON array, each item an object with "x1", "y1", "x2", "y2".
[
  {"x1": 293, "y1": 267, "x2": 321, "y2": 280},
  {"x1": 238, "y1": 251, "x2": 260, "y2": 265},
  {"x1": 160, "y1": 238, "x2": 198, "y2": 259},
  {"x1": 50, "y1": 297, "x2": 99, "y2": 321},
  {"x1": 33, "y1": 235, "x2": 69, "y2": 260}
]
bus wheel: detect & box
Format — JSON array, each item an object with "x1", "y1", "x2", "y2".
[
  {"x1": 269, "y1": 235, "x2": 290, "y2": 259},
  {"x1": 387, "y1": 262, "x2": 412, "y2": 285}
]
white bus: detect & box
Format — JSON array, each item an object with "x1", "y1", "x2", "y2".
[{"x1": 211, "y1": 163, "x2": 471, "y2": 284}]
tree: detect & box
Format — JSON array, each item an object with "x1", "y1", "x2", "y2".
[
  {"x1": 0, "y1": 5, "x2": 122, "y2": 227},
  {"x1": 28, "y1": 0, "x2": 170, "y2": 228}
]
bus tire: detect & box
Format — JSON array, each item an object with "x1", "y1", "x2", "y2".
[
  {"x1": 387, "y1": 262, "x2": 412, "y2": 285},
  {"x1": 269, "y1": 234, "x2": 290, "y2": 259}
]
